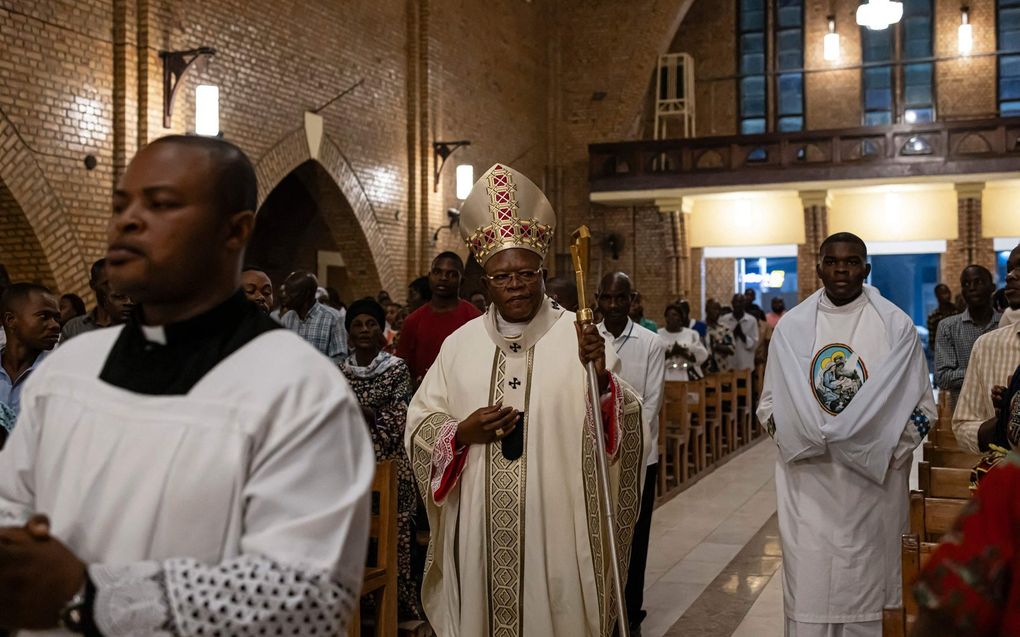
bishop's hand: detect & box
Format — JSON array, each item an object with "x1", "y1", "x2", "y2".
[
  {"x1": 456, "y1": 404, "x2": 519, "y2": 446},
  {"x1": 0, "y1": 514, "x2": 85, "y2": 631},
  {"x1": 576, "y1": 323, "x2": 609, "y2": 393}
]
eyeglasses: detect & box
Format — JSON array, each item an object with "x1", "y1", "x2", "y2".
[{"x1": 484, "y1": 269, "x2": 543, "y2": 288}]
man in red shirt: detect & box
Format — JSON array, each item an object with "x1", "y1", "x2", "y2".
[{"x1": 397, "y1": 252, "x2": 481, "y2": 384}]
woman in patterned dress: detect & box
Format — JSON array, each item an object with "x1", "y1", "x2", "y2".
[{"x1": 340, "y1": 297, "x2": 423, "y2": 622}]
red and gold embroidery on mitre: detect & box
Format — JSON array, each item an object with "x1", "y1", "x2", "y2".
[{"x1": 460, "y1": 163, "x2": 556, "y2": 265}]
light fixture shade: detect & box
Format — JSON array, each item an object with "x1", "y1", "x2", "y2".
[
  {"x1": 856, "y1": 0, "x2": 904, "y2": 30},
  {"x1": 958, "y1": 23, "x2": 973, "y2": 55},
  {"x1": 824, "y1": 32, "x2": 841, "y2": 61},
  {"x1": 195, "y1": 84, "x2": 219, "y2": 136},
  {"x1": 455, "y1": 164, "x2": 474, "y2": 200}
]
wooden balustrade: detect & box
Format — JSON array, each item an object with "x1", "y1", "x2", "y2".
[{"x1": 589, "y1": 116, "x2": 1020, "y2": 194}]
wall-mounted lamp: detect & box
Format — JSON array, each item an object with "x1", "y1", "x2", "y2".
[
  {"x1": 195, "y1": 85, "x2": 220, "y2": 136},
  {"x1": 160, "y1": 47, "x2": 216, "y2": 129},
  {"x1": 959, "y1": 7, "x2": 973, "y2": 56},
  {"x1": 432, "y1": 140, "x2": 471, "y2": 192},
  {"x1": 455, "y1": 164, "x2": 474, "y2": 200},
  {"x1": 856, "y1": 0, "x2": 903, "y2": 31},
  {"x1": 823, "y1": 16, "x2": 840, "y2": 62}
]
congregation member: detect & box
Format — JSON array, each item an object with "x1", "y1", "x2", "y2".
[
  {"x1": 927, "y1": 283, "x2": 960, "y2": 346},
  {"x1": 469, "y1": 290, "x2": 488, "y2": 314},
  {"x1": 0, "y1": 283, "x2": 60, "y2": 440},
  {"x1": 406, "y1": 275, "x2": 431, "y2": 312},
  {"x1": 678, "y1": 298, "x2": 708, "y2": 338},
  {"x1": 396, "y1": 251, "x2": 480, "y2": 385},
  {"x1": 277, "y1": 270, "x2": 348, "y2": 362},
  {"x1": 406, "y1": 163, "x2": 647, "y2": 636},
  {"x1": 240, "y1": 265, "x2": 274, "y2": 313},
  {"x1": 339, "y1": 297, "x2": 422, "y2": 622},
  {"x1": 758, "y1": 232, "x2": 935, "y2": 637},
  {"x1": 596, "y1": 271, "x2": 665, "y2": 636},
  {"x1": 58, "y1": 293, "x2": 86, "y2": 327},
  {"x1": 545, "y1": 275, "x2": 580, "y2": 312},
  {"x1": 934, "y1": 265, "x2": 1000, "y2": 404},
  {"x1": 766, "y1": 296, "x2": 786, "y2": 328},
  {"x1": 659, "y1": 302, "x2": 708, "y2": 381},
  {"x1": 744, "y1": 288, "x2": 767, "y2": 321},
  {"x1": 953, "y1": 244, "x2": 1020, "y2": 453},
  {"x1": 60, "y1": 258, "x2": 133, "y2": 342},
  {"x1": 719, "y1": 293, "x2": 759, "y2": 371},
  {"x1": 629, "y1": 291, "x2": 657, "y2": 332},
  {"x1": 384, "y1": 300, "x2": 403, "y2": 351},
  {"x1": 704, "y1": 298, "x2": 736, "y2": 373},
  {"x1": 0, "y1": 135, "x2": 373, "y2": 635}
]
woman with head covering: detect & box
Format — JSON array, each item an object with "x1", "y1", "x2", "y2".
[{"x1": 339, "y1": 297, "x2": 422, "y2": 622}]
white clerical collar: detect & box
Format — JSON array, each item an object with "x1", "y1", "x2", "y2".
[
  {"x1": 496, "y1": 312, "x2": 528, "y2": 339},
  {"x1": 140, "y1": 325, "x2": 167, "y2": 345}
]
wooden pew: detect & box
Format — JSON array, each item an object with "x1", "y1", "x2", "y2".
[
  {"x1": 704, "y1": 373, "x2": 731, "y2": 460},
  {"x1": 661, "y1": 381, "x2": 694, "y2": 491},
  {"x1": 882, "y1": 607, "x2": 906, "y2": 637},
  {"x1": 917, "y1": 462, "x2": 972, "y2": 500},
  {"x1": 686, "y1": 379, "x2": 708, "y2": 474},
  {"x1": 733, "y1": 368, "x2": 754, "y2": 445},
  {"x1": 349, "y1": 460, "x2": 398, "y2": 637},
  {"x1": 908, "y1": 490, "x2": 968, "y2": 543},
  {"x1": 922, "y1": 443, "x2": 982, "y2": 469},
  {"x1": 928, "y1": 427, "x2": 961, "y2": 451}
]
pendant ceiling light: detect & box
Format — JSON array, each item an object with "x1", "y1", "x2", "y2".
[{"x1": 856, "y1": 0, "x2": 904, "y2": 30}]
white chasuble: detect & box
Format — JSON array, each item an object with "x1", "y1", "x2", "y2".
[
  {"x1": 758, "y1": 287, "x2": 935, "y2": 627},
  {"x1": 405, "y1": 297, "x2": 648, "y2": 637}
]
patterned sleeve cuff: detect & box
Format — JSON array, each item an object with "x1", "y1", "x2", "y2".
[
  {"x1": 91, "y1": 555, "x2": 358, "y2": 636},
  {"x1": 431, "y1": 417, "x2": 468, "y2": 503},
  {"x1": 90, "y1": 561, "x2": 173, "y2": 637}
]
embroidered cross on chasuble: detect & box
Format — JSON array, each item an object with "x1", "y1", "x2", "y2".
[{"x1": 404, "y1": 163, "x2": 649, "y2": 636}]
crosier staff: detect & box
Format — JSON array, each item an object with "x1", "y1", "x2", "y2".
[{"x1": 571, "y1": 225, "x2": 629, "y2": 636}]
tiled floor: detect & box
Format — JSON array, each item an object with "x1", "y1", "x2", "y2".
[
  {"x1": 641, "y1": 440, "x2": 780, "y2": 637},
  {"x1": 641, "y1": 437, "x2": 925, "y2": 637}
]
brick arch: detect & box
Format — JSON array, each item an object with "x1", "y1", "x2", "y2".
[
  {"x1": 254, "y1": 124, "x2": 396, "y2": 292},
  {"x1": 0, "y1": 117, "x2": 88, "y2": 295}
]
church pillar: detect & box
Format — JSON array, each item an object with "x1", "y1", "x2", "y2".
[
  {"x1": 656, "y1": 198, "x2": 703, "y2": 318},
  {"x1": 943, "y1": 183, "x2": 994, "y2": 286},
  {"x1": 797, "y1": 190, "x2": 830, "y2": 302}
]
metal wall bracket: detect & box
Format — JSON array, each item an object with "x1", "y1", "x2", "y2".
[
  {"x1": 432, "y1": 140, "x2": 471, "y2": 192},
  {"x1": 160, "y1": 47, "x2": 216, "y2": 129}
]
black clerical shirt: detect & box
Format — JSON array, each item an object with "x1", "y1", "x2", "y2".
[{"x1": 99, "y1": 290, "x2": 279, "y2": 395}]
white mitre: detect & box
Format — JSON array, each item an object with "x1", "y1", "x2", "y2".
[{"x1": 459, "y1": 163, "x2": 556, "y2": 265}]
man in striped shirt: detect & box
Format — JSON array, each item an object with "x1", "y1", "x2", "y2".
[
  {"x1": 934, "y1": 265, "x2": 1000, "y2": 404},
  {"x1": 952, "y1": 244, "x2": 1020, "y2": 453}
]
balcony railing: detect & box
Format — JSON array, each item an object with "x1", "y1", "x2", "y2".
[{"x1": 589, "y1": 117, "x2": 1020, "y2": 193}]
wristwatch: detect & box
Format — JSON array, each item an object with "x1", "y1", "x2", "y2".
[{"x1": 58, "y1": 581, "x2": 88, "y2": 634}]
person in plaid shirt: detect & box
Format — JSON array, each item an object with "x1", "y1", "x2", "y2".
[{"x1": 278, "y1": 271, "x2": 347, "y2": 362}]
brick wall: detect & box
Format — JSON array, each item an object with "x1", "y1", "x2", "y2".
[
  {"x1": 0, "y1": 0, "x2": 550, "y2": 308},
  {"x1": 0, "y1": 0, "x2": 1008, "y2": 313},
  {"x1": 704, "y1": 258, "x2": 736, "y2": 307},
  {"x1": 0, "y1": 178, "x2": 56, "y2": 288}
]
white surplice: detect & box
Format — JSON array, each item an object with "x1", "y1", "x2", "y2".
[
  {"x1": 0, "y1": 326, "x2": 374, "y2": 637},
  {"x1": 405, "y1": 297, "x2": 648, "y2": 637},
  {"x1": 758, "y1": 287, "x2": 935, "y2": 631}
]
